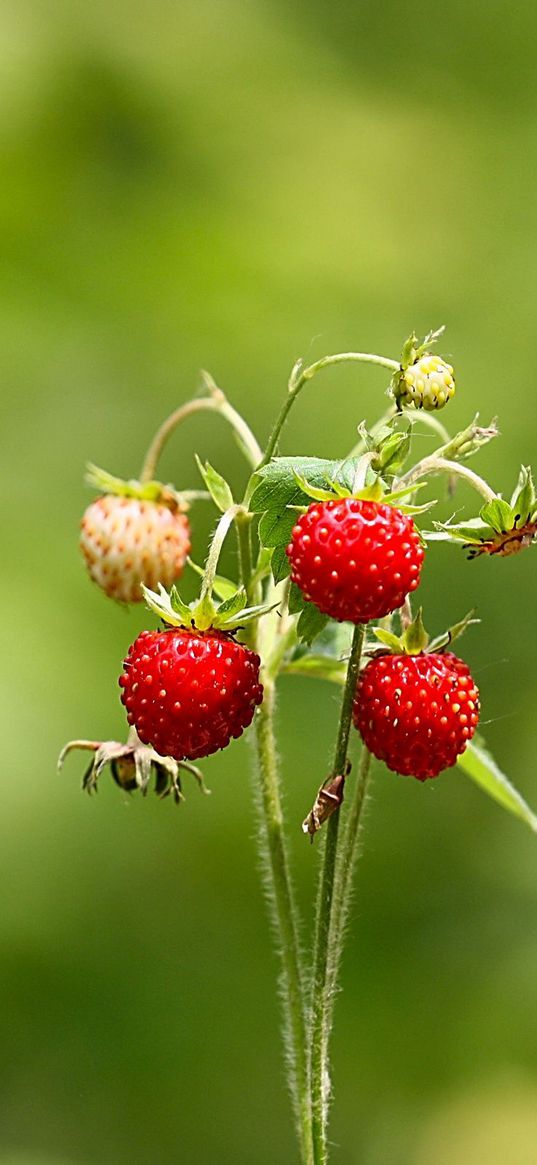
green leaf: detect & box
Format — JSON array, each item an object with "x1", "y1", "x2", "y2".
[
  {"x1": 270, "y1": 545, "x2": 290, "y2": 585},
  {"x1": 258, "y1": 507, "x2": 297, "y2": 549},
  {"x1": 479, "y1": 497, "x2": 514, "y2": 534},
  {"x1": 296, "y1": 602, "x2": 329, "y2": 646},
  {"x1": 195, "y1": 456, "x2": 234, "y2": 513},
  {"x1": 458, "y1": 738, "x2": 537, "y2": 833},
  {"x1": 288, "y1": 581, "x2": 307, "y2": 615},
  {"x1": 250, "y1": 456, "x2": 358, "y2": 514},
  {"x1": 297, "y1": 619, "x2": 353, "y2": 660}
]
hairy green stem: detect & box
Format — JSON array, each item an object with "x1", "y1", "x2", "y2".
[
  {"x1": 253, "y1": 685, "x2": 314, "y2": 1164},
  {"x1": 397, "y1": 455, "x2": 496, "y2": 502},
  {"x1": 309, "y1": 623, "x2": 366, "y2": 1164},
  {"x1": 235, "y1": 496, "x2": 313, "y2": 1161},
  {"x1": 260, "y1": 352, "x2": 399, "y2": 469},
  {"x1": 327, "y1": 745, "x2": 373, "y2": 1014},
  {"x1": 140, "y1": 392, "x2": 262, "y2": 482},
  {"x1": 200, "y1": 505, "x2": 242, "y2": 602}
]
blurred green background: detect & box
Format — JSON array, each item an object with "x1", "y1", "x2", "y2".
[{"x1": 2, "y1": 2, "x2": 537, "y2": 1162}]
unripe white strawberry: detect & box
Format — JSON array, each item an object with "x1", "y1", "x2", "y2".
[
  {"x1": 398, "y1": 354, "x2": 455, "y2": 411},
  {"x1": 80, "y1": 493, "x2": 191, "y2": 603}
]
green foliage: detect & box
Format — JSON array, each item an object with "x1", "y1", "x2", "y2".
[
  {"x1": 458, "y1": 738, "x2": 537, "y2": 832},
  {"x1": 195, "y1": 456, "x2": 235, "y2": 513}
]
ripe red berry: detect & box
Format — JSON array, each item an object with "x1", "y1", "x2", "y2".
[
  {"x1": 286, "y1": 498, "x2": 424, "y2": 623},
  {"x1": 80, "y1": 495, "x2": 191, "y2": 603},
  {"x1": 119, "y1": 628, "x2": 263, "y2": 761},
  {"x1": 353, "y1": 651, "x2": 480, "y2": 780}
]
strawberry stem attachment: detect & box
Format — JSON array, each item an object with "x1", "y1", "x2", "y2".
[
  {"x1": 309, "y1": 621, "x2": 367, "y2": 1164},
  {"x1": 140, "y1": 377, "x2": 263, "y2": 483},
  {"x1": 260, "y1": 351, "x2": 400, "y2": 468}
]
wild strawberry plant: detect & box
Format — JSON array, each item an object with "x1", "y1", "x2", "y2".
[{"x1": 60, "y1": 330, "x2": 537, "y2": 1165}]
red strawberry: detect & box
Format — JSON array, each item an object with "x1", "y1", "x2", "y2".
[
  {"x1": 80, "y1": 495, "x2": 191, "y2": 603},
  {"x1": 353, "y1": 651, "x2": 479, "y2": 780},
  {"x1": 119, "y1": 628, "x2": 263, "y2": 761},
  {"x1": 286, "y1": 498, "x2": 424, "y2": 623}
]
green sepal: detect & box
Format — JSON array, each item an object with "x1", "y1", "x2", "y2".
[
  {"x1": 373, "y1": 628, "x2": 405, "y2": 653},
  {"x1": 428, "y1": 609, "x2": 479, "y2": 652},
  {"x1": 458, "y1": 737, "x2": 537, "y2": 834},
  {"x1": 214, "y1": 587, "x2": 249, "y2": 619},
  {"x1": 85, "y1": 463, "x2": 179, "y2": 506},
  {"x1": 392, "y1": 326, "x2": 446, "y2": 407},
  {"x1": 143, "y1": 583, "x2": 193, "y2": 628},
  {"x1": 402, "y1": 608, "x2": 429, "y2": 654},
  {"x1": 292, "y1": 471, "x2": 344, "y2": 502},
  {"x1": 423, "y1": 517, "x2": 495, "y2": 546},
  {"x1": 220, "y1": 601, "x2": 279, "y2": 630},
  {"x1": 194, "y1": 589, "x2": 219, "y2": 631},
  {"x1": 195, "y1": 456, "x2": 234, "y2": 513},
  {"x1": 510, "y1": 465, "x2": 536, "y2": 525},
  {"x1": 372, "y1": 607, "x2": 476, "y2": 657},
  {"x1": 142, "y1": 581, "x2": 276, "y2": 633},
  {"x1": 480, "y1": 497, "x2": 515, "y2": 534}
]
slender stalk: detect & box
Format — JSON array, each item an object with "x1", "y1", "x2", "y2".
[
  {"x1": 253, "y1": 685, "x2": 314, "y2": 1164},
  {"x1": 199, "y1": 505, "x2": 242, "y2": 602},
  {"x1": 260, "y1": 352, "x2": 399, "y2": 469},
  {"x1": 309, "y1": 623, "x2": 366, "y2": 1164},
  {"x1": 326, "y1": 745, "x2": 373, "y2": 1012},
  {"x1": 396, "y1": 455, "x2": 496, "y2": 503},
  {"x1": 235, "y1": 500, "x2": 313, "y2": 1161},
  {"x1": 140, "y1": 393, "x2": 262, "y2": 482}
]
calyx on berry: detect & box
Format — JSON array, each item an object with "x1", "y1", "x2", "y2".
[
  {"x1": 372, "y1": 607, "x2": 478, "y2": 657},
  {"x1": 142, "y1": 580, "x2": 275, "y2": 634},
  {"x1": 390, "y1": 327, "x2": 455, "y2": 413},
  {"x1": 426, "y1": 465, "x2": 537, "y2": 558},
  {"x1": 290, "y1": 465, "x2": 434, "y2": 516},
  {"x1": 58, "y1": 732, "x2": 209, "y2": 803},
  {"x1": 85, "y1": 463, "x2": 192, "y2": 512}
]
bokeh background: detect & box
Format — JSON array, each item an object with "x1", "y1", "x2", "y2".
[{"x1": 2, "y1": 2, "x2": 537, "y2": 1163}]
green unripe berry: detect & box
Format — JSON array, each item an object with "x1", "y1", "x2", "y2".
[{"x1": 396, "y1": 354, "x2": 455, "y2": 411}]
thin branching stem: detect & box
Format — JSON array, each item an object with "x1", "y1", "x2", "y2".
[
  {"x1": 397, "y1": 455, "x2": 496, "y2": 502},
  {"x1": 260, "y1": 352, "x2": 399, "y2": 469},
  {"x1": 140, "y1": 392, "x2": 262, "y2": 482},
  {"x1": 309, "y1": 623, "x2": 367, "y2": 1164}
]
